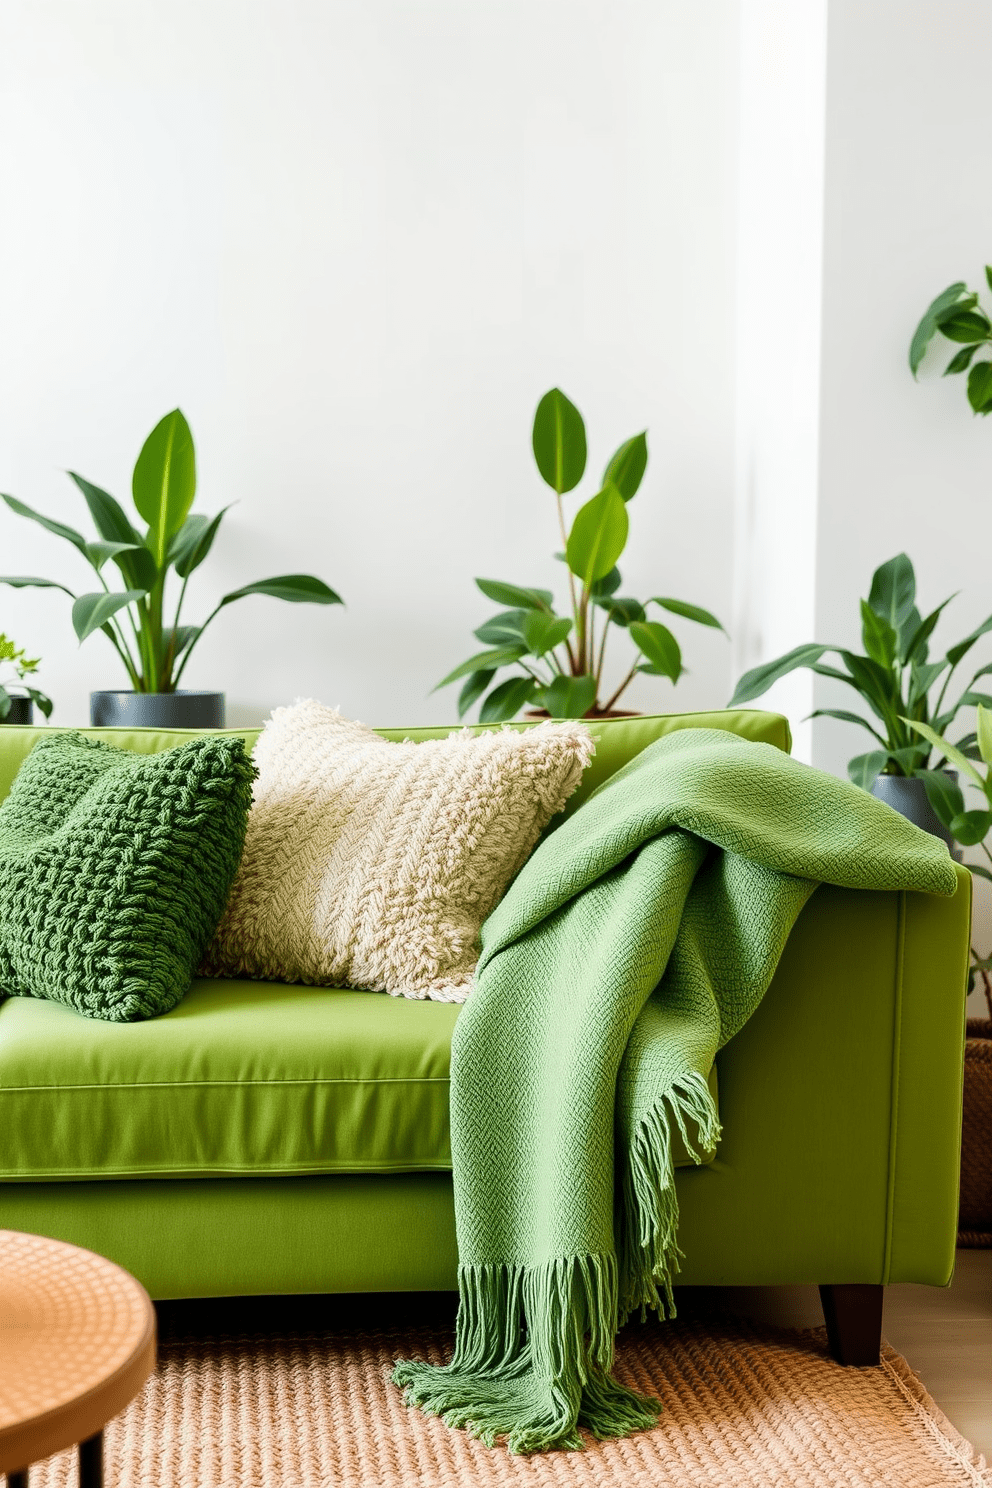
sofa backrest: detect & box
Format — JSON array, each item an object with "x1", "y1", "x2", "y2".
[{"x1": 0, "y1": 708, "x2": 789, "y2": 812}]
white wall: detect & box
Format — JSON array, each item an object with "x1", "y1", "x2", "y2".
[
  {"x1": 733, "y1": 0, "x2": 826, "y2": 763},
  {"x1": 0, "y1": 0, "x2": 739, "y2": 728},
  {"x1": 814, "y1": 0, "x2": 992, "y2": 785}
]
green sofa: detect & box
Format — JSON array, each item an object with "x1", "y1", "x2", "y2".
[{"x1": 0, "y1": 709, "x2": 971, "y2": 1362}]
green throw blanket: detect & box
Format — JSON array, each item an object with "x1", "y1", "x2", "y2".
[{"x1": 393, "y1": 729, "x2": 959, "y2": 1453}]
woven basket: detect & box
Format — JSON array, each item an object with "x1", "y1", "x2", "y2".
[{"x1": 958, "y1": 1016, "x2": 992, "y2": 1247}]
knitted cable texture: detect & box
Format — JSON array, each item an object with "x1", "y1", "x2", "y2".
[
  {"x1": 202, "y1": 701, "x2": 594, "y2": 1001},
  {"x1": 0, "y1": 733, "x2": 255, "y2": 1022}
]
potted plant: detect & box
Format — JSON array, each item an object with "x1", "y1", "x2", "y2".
[
  {"x1": 0, "y1": 634, "x2": 52, "y2": 724},
  {"x1": 904, "y1": 707, "x2": 992, "y2": 1245},
  {"x1": 728, "y1": 553, "x2": 992, "y2": 849},
  {"x1": 1, "y1": 410, "x2": 342, "y2": 727},
  {"x1": 910, "y1": 268, "x2": 992, "y2": 413},
  {"x1": 435, "y1": 388, "x2": 725, "y2": 722}
]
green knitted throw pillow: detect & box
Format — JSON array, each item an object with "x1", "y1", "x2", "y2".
[{"x1": 0, "y1": 732, "x2": 255, "y2": 1022}]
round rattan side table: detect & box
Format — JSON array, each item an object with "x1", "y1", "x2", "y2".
[{"x1": 0, "y1": 1230, "x2": 156, "y2": 1486}]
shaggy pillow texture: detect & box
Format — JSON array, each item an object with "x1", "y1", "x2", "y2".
[
  {"x1": 203, "y1": 701, "x2": 594, "y2": 1001},
  {"x1": 0, "y1": 733, "x2": 255, "y2": 1022}
]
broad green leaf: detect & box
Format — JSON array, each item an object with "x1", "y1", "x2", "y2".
[
  {"x1": 218, "y1": 574, "x2": 343, "y2": 607},
  {"x1": 536, "y1": 673, "x2": 596, "y2": 719},
  {"x1": 946, "y1": 611, "x2": 992, "y2": 667},
  {"x1": 163, "y1": 625, "x2": 200, "y2": 668},
  {"x1": 860, "y1": 599, "x2": 897, "y2": 669},
  {"x1": 565, "y1": 482, "x2": 628, "y2": 585},
  {"x1": 475, "y1": 578, "x2": 553, "y2": 611},
  {"x1": 479, "y1": 675, "x2": 538, "y2": 723},
  {"x1": 171, "y1": 508, "x2": 229, "y2": 579},
  {"x1": 25, "y1": 687, "x2": 53, "y2": 719},
  {"x1": 806, "y1": 708, "x2": 886, "y2": 745},
  {"x1": 590, "y1": 566, "x2": 622, "y2": 599},
  {"x1": 904, "y1": 717, "x2": 986, "y2": 790},
  {"x1": 867, "y1": 553, "x2": 915, "y2": 631},
  {"x1": 848, "y1": 751, "x2": 889, "y2": 789},
  {"x1": 458, "y1": 668, "x2": 495, "y2": 719},
  {"x1": 435, "y1": 646, "x2": 527, "y2": 690},
  {"x1": 69, "y1": 473, "x2": 139, "y2": 543},
  {"x1": 908, "y1": 659, "x2": 948, "y2": 706},
  {"x1": 918, "y1": 769, "x2": 966, "y2": 828},
  {"x1": 888, "y1": 743, "x2": 930, "y2": 773},
  {"x1": 896, "y1": 604, "x2": 922, "y2": 661},
  {"x1": 0, "y1": 575, "x2": 76, "y2": 597},
  {"x1": 978, "y1": 704, "x2": 992, "y2": 766},
  {"x1": 597, "y1": 596, "x2": 644, "y2": 628},
  {"x1": 909, "y1": 282, "x2": 969, "y2": 374},
  {"x1": 474, "y1": 609, "x2": 529, "y2": 645},
  {"x1": 532, "y1": 388, "x2": 586, "y2": 494},
  {"x1": 986, "y1": 266, "x2": 992, "y2": 294},
  {"x1": 630, "y1": 620, "x2": 681, "y2": 682},
  {"x1": 651, "y1": 597, "x2": 726, "y2": 632},
  {"x1": 84, "y1": 540, "x2": 143, "y2": 574},
  {"x1": 69, "y1": 472, "x2": 157, "y2": 590},
  {"x1": 949, "y1": 808, "x2": 992, "y2": 845},
  {"x1": 838, "y1": 649, "x2": 899, "y2": 706},
  {"x1": 952, "y1": 732, "x2": 981, "y2": 759},
  {"x1": 1, "y1": 494, "x2": 87, "y2": 552},
  {"x1": 602, "y1": 433, "x2": 647, "y2": 500},
  {"x1": 522, "y1": 611, "x2": 572, "y2": 656},
  {"x1": 937, "y1": 309, "x2": 991, "y2": 343},
  {"x1": 902, "y1": 599, "x2": 954, "y2": 666},
  {"x1": 72, "y1": 590, "x2": 146, "y2": 642},
  {"x1": 132, "y1": 408, "x2": 197, "y2": 564},
  {"x1": 728, "y1": 643, "x2": 831, "y2": 707},
  {"x1": 967, "y1": 360, "x2": 992, "y2": 414},
  {"x1": 944, "y1": 344, "x2": 983, "y2": 376},
  {"x1": 958, "y1": 691, "x2": 992, "y2": 709}
]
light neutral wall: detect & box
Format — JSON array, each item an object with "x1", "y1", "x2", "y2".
[
  {"x1": 815, "y1": 0, "x2": 992, "y2": 780},
  {"x1": 814, "y1": 0, "x2": 992, "y2": 994},
  {"x1": 733, "y1": 0, "x2": 826, "y2": 763},
  {"x1": 0, "y1": 0, "x2": 739, "y2": 728}
]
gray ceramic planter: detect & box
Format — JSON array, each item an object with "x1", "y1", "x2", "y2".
[
  {"x1": 90, "y1": 691, "x2": 225, "y2": 729},
  {"x1": 870, "y1": 773, "x2": 963, "y2": 861},
  {"x1": 0, "y1": 697, "x2": 33, "y2": 725}
]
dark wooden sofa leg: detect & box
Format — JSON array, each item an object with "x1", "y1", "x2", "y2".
[{"x1": 819, "y1": 1283, "x2": 883, "y2": 1365}]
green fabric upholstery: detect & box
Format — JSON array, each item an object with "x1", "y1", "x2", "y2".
[
  {"x1": 0, "y1": 706, "x2": 970, "y2": 1316},
  {"x1": 0, "y1": 878, "x2": 969, "y2": 1301},
  {"x1": 0, "y1": 733, "x2": 254, "y2": 1021},
  {"x1": 0, "y1": 977, "x2": 715, "y2": 1180},
  {"x1": 0, "y1": 708, "x2": 791, "y2": 810}
]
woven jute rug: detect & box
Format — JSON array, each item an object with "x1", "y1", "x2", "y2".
[{"x1": 27, "y1": 1313, "x2": 990, "y2": 1487}]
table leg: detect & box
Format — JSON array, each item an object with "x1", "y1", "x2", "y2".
[
  {"x1": 79, "y1": 1431, "x2": 103, "y2": 1488},
  {"x1": 7, "y1": 1470, "x2": 29, "y2": 1488}
]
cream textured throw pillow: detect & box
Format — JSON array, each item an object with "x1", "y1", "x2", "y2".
[{"x1": 203, "y1": 701, "x2": 593, "y2": 1002}]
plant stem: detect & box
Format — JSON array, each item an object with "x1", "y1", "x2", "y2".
[
  {"x1": 602, "y1": 664, "x2": 638, "y2": 714},
  {"x1": 594, "y1": 617, "x2": 611, "y2": 694},
  {"x1": 557, "y1": 493, "x2": 580, "y2": 674}
]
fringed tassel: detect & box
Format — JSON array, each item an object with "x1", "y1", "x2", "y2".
[
  {"x1": 618, "y1": 1069, "x2": 722, "y2": 1325},
  {"x1": 393, "y1": 1251, "x2": 660, "y2": 1453}
]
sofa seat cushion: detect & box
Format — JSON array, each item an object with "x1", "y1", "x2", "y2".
[{"x1": 0, "y1": 976, "x2": 718, "y2": 1181}]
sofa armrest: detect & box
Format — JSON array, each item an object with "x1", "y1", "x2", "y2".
[{"x1": 674, "y1": 865, "x2": 971, "y2": 1287}]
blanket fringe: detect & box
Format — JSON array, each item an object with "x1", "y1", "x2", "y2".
[
  {"x1": 618, "y1": 1068, "x2": 722, "y2": 1325},
  {"x1": 392, "y1": 1252, "x2": 660, "y2": 1453}
]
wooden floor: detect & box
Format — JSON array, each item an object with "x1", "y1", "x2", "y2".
[{"x1": 688, "y1": 1248, "x2": 992, "y2": 1459}]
